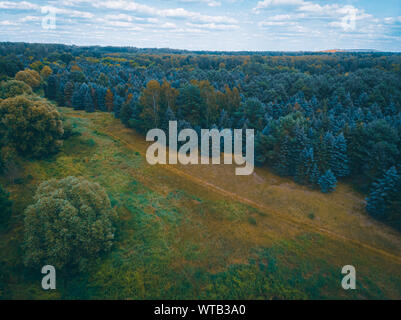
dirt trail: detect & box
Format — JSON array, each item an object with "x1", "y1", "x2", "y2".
[{"x1": 96, "y1": 126, "x2": 401, "y2": 265}]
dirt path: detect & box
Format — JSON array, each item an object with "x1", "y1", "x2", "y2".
[{"x1": 97, "y1": 126, "x2": 401, "y2": 265}]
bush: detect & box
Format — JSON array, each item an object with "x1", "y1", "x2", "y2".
[
  {"x1": 0, "y1": 95, "x2": 64, "y2": 158},
  {"x1": 62, "y1": 120, "x2": 80, "y2": 139},
  {"x1": 15, "y1": 69, "x2": 41, "y2": 89},
  {"x1": 0, "y1": 80, "x2": 33, "y2": 99},
  {"x1": 23, "y1": 176, "x2": 117, "y2": 271}
]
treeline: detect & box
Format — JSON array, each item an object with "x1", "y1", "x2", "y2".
[{"x1": 1, "y1": 42, "x2": 400, "y2": 229}]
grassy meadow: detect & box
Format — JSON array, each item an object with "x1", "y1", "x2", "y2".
[{"x1": 1, "y1": 107, "x2": 400, "y2": 299}]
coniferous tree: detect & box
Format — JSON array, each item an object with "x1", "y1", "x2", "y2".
[
  {"x1": 330, "y1": 133, "x2": 350, "y2": 178},
  {"x1": 366, "y1": 166, "x2": 400, "y2": 220},
  {"x1": 310, "y1": 163, "x2": 320, "y2": 186},
  {"x1": 318, "y1": 169, "x2": 337, "y2": 193},
  {"x1": 295, "y1": 147, "x2": 314, "y2": 184},
  {"x1": 275, "y1": 135, "x2": 291, "y2": 176},
  {"x1": 254, "y1": 132, "x2": 269, "y2": 166},
  {"x1": 291, "y1": 125, "x2": 308, "y2": 175},
  {"x1": 63, "y1": 81, "x2": 74, "y2": 107},
  {"x1": 320, "y1": 131, "x2": 335, "y2": 171}
]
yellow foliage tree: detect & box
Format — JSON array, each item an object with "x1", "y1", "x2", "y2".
[
  {"x1": 40, "y1": 65, "x2": 53, "y2": 80},
  {"x1": 15, "y1": 69, "x2": 41, "y2": 89},
  {"x1": 105, "y1": 89, "x2": 114, "y2": 112}
]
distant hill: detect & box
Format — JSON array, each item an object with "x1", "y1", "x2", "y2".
[{"x1": 321, "y1": 49, "x2": 380, "y2": 53}]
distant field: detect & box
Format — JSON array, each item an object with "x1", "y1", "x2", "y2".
[{"x1": 1, "y1": 107, "x2": 400, "y2": 299}]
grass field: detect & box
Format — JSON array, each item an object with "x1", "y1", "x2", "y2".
[{"x1": 1, "y1": 107, "x2": 400, "y2": 299}]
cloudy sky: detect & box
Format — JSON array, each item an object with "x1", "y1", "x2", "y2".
[{"x1": 0, "y1": 0, "x2": 400, "y2": 51}]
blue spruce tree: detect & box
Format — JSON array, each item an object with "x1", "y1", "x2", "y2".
[
  {"x1": 366, "y1": 166, "x2": 400, "y2": 219},
  {"x1": 295, "y1": 147, "x2": 314, "y2": 185},
  {"x1": 291, "y1": 125, "x2": 308, "y2": 175},
  {"x1": 321, "y1": 131, "x2": 335, "y2": 171},
  {"x1": 310, "y1": 163, "x2": 320, "y2": 186},
  {"x1": 330, "y1": 133, "x2": 350, "y2": 178},
  {"x1": 275, "y1": 135, "x2": 291, "y2": 176},
  {"x1": 318, "y1": 169, "x2": 337, "y2": 193}
]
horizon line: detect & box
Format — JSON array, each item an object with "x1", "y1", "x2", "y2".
[{"x1": 2, "y1": 41, "x2": 401, "y2": 54}]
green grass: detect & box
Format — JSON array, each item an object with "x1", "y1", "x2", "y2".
[{"x1": 1, "y1": 107, "x2": 401, "y2": 299}]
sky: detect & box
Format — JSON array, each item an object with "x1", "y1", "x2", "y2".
[{"x1": 0, "y1": 0, "x2": 400, "y2": 51}]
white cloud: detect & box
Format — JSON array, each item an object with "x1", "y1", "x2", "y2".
[
  {"x1": 92, "y1": 1, "x2": 237, "y2": 24},
  {"x1": 258, "y1": 21, "x2": 287, "y2": 27},
  {"x1": 19, "y1": 15, "x2": 41, "y2": 22},
  {"x1": 104, "y1": 13, "x2": 133, "y2": 21},
  {"x1": 253, "y1": 0, "x2": 304, "y2": 13},
  {"x1": 51, "y1": 7, "x2": 94, "y2": 19},
  {"x1": 0, "y1": 1, "x2": 38, "y2": 10},
  {"x1": 160, "y1": 22, "x2": 177, "y2": 28},
  {"x1": 0, "y1": 20, "x2": 18, "y2": 25},
  {"x1": 103, "y1": 13, "x2": 157, "y2": 23},
  {"x1": 298, "y1": 2, "x2": 323, "y2": 13},
  {"x1": 179, "y1": 0, "x2": 221, "y2": 7},
  {"x1": 186, "y1": 22, "x2": 239, "y2": 30},
  {"x1": 271, "y1": 14, "x2": 291, "y2": 21},
  {"x1": 96, "y1": 17, "x2": 143, "y2": 29}
]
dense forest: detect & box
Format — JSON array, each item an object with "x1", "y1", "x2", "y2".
[
  {"x1": 1, "y1": 42, "x2": 401, "y2": 299},
  {"x1": 2, "y1": 42, "x2": 400, "y2": 228}
]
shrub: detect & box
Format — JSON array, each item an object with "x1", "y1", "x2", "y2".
[
  {"x1": 23, "y1": 176, "x2": 117, "y2": 271},
  {"x1": 0, "y1": 80, "x2": 33, "y2": 99},
  {"x1": 0, "y1": 95, "x2": 64, "y2": 158}
]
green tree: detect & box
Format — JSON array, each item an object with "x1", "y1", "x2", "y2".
[
  {"x1": 23, "y1": 176, "x2": 117, "y2": 271},
  {"x1": 139, "y1": 80, "x2": 162, "y2": 128},
  {"x1": 318, "y1": 169, "x2": 337, "y2": 193},
  {"x1": 0, "y1": 185, "x2": 12, "y2": 229},
  {"x1": 0, "y1": 95, "x2": 64, "y2": 158},
  {"x1": 0, "y1": 80, "x2": 32, "y2": 99},
  {"x1": 63, "y1": 81, "x2": 74, "y2": 107}
]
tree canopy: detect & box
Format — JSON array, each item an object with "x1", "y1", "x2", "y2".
[
  {"x1": 0, "y1": 95, "x2": 64, "y2": 158},
  {"x1": 23, "y1": 176, "x2": 117, "y2": 271}
]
